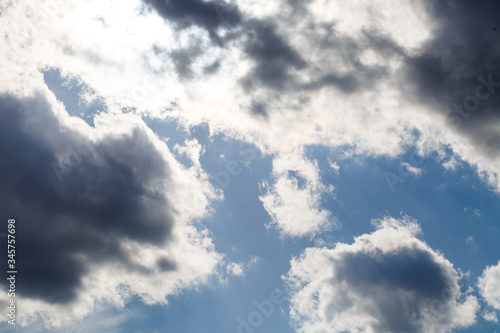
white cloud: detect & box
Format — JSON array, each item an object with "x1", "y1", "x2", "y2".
[
  {"x1": 482, "y1": 310, "x2": 498, "y2": 323},
  {"x1": 401, "y1": 162, "x2": 423, "y2": 176},
  {"x1": 225, "y1": 255, "x2": 260, "y2": 277},
  {"x1": 443, "y1": 157, "x2": 460, "y2": 171},
  {"x1": 284, "y1": 216, "x2": 479, "y2": 333},
  {"x1": 259, "y1": 149, "x2": 337, "y2": 238},
  {"x1": 328, "y1": 159, "x2": 340, "y2": 173},
  {"x1": 226, "y1": 262, "x2": 245, "y2": 277},
  {"x1": 479, "y1": 261, "x2": 500, "y2": 311}
]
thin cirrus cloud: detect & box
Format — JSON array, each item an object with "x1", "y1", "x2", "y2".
[{"x1": 284, "y1": 216, "x2": 479, "y2": 333}]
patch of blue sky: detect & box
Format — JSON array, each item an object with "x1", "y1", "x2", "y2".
[
  {"x1": 42, "y1": 68, "x2": 105, "y2": 127},
  {"x1": 307, "y1": 143, "x2": 499, "y2": 272}
]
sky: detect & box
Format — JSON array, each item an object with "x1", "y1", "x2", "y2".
[{"x1": 0, "y1": 0, "x2": 500, "y2": 332}]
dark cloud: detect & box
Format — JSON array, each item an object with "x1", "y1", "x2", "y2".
[
  {"x1": 142, "y1": 0, "x2": 308, "y2": 95},
  {"x1": 144, "y1": 6, "x2": 312, "y2": 113},
  {"x1": 157, "y1": 257, "x2": 178, "y2": 272},
  {"x1": 203, "y1": 60, "x2": 221, "y2": 75},
  {"x1": 143, "y1": 0, "x2": 391, "y2": 115},
  {"x1": 303, "y1": 24, "x2": 403, "y2": 94},
  {"x1": 331, "y1": 246, "x2": 455, "y2": 333},
  {"x1": 0, "y1": 92, "x2": 176, "y2": 304},
  {"x1": 286, "y1": 219, "x2": 478, "y2": 333},
  {"x1": 303, "y1": 73, "x2": 359, "y2": 93},
  {"x1": 402, "y1": 0, "x2": 500, "y2": 148},
  {"x1": 241, "y1": 22, "x2": 307, "y2": 91},
  {"x1": 170, "y1": 45, "x2": 203, "y2": 79},
  {"x1": 250, "y1": 100, "x2": 267, "y2": 117},
  {"x1": 142, "y1": 0, "x2": 242, "y2": 34}
]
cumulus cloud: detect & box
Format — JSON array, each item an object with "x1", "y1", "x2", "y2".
[
  {"x1": 479, "y1": 261, "x2": 500, "y2": 312},
  {"x1": 0, "y1": 83, "x2": 221, "y2": 328},
  {"x1": 284, "y1": 216, "x2": 479, "y2": 333}
]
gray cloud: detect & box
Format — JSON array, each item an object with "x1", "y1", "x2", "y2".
[
  {"x1": 142, "y1": 0, "x2": 242, "y2": 35},
  {"x1": 0, "y1": 92, "x2": 177, "y2": 304},
  {"x1": 285, "y1": 217, "x2": 478, "y2": 333},
  {"x1": 142, "y1": 0, "x2": 396, "y2": 118},
  {"x1": 401, "y1": 0, "x2": 500, "y2": 147},
  {"x1": 241, "y1": 22, "x2": 308, "y2": 91},
  {"x1": 330, "y1": 247, "x2": 453, "y2": 333}
]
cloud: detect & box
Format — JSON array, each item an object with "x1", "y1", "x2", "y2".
[
  {"x1": 399, "y1": 0, "x2": 500, "y2": 190},
  {"x1": 401, "y1": 162, "x2": 423, "y2": 176},
  {"x1": 0, "y1": 85, "x2": 221, "y2": 328},
  {"x1": 226, "y1": 262, "x2": 244, "y2": 277},
  {"x1": 479, "y1": 261, "x2": 500, "y2": 312},
  {"x1": 4, "y1": 0, "x2": 500, "y2": 201},
  {"x1": 142, "y1": 0, "x2": 242, "y2": 34},
  {"x1": 284, "y1": 216, "x2": 479, "y2": 333},
  {"x1": 328, "y1": 160, "x2": 340, "y2": 174},
  {"x1": 241, "y1": 21, "x2": 307, "y2": 92},
  {"x1": 259, "y1": 149, "x2": 336, "y2": 238},
  {"x1": 3, "y1": 0, "x2": 500, "y2": 199},
  {"x1": 482, "y1": 310, "x2": 498, "y2": 323},
  {"x1": 225, "y1": 255, "x2": 260, "y2": 277}
]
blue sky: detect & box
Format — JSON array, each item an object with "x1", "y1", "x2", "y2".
[{"x1": 1, "y1": 1, "x2": 500, "y2": 332}]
